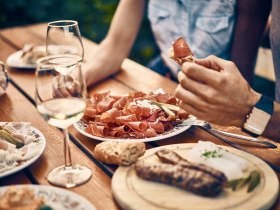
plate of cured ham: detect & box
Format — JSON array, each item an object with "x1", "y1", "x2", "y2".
[
  {"x1": 74, "y1": 91, "x2": 192, "y2": 142},
  {"x1": 0, "y1": 122, "x2": 46, "y2": 178}
]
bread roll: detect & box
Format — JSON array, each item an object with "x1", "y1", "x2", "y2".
[{"x1": 94, "y1": 141, "x2": 146, "y2": 165}]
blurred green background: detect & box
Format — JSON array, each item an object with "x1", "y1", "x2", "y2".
[{"x1": 0, "y1": 0, "x2": 159, "y2": 66}]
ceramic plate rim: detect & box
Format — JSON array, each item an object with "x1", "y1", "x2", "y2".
[
  {"x1": 74, "y1": 120, "x2": 191, "y2": 142},
  {"x1": 0, "y1": 123, "x2": 46, "y2": 178},
  {"x1": 6, "y1": 46, "x2": 45, "y2": 69},
  {"x1": 0, "y1": 184, "x2": 97, "y2": 210}
]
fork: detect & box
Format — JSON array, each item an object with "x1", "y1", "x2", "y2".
[
  {"x1": 179, "y1": 119, "x2": 277, "y2": 148},
  {"x1": 19, "y1": 44, "x2": 34, "y2": 58}
]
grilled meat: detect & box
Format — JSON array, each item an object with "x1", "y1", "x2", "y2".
[
  {"x1": 155, "y1": 149, "x2": 227, "y2": 183},
  {"x1": 135, "y1": 161, "x2": 223, "y2": 197}
]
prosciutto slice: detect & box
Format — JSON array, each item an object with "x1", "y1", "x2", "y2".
[
  {"x1": 126, "y1": 121, "x2": 148, "y2": 132},
  {"x1": 96, "y1": 97, "x2": 116, "y2": 112},
  {"x1": 170, "y1": 37, "x2": 195, "y2": 65},
  {"x1": 100, "y1": 108, "x2": 121, "y2": 123}
]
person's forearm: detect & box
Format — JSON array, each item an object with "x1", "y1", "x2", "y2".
[
  {"x1": 231, "y1": 0, "x2": 271, "y2": 84},
  {"x1": 263, "y1": 102, "x2": 280, "y2": 140},
  {"x1": 85, "y1": 0, "x2": 145, "y2": 86},
  {"x1": 105, "y1": 0, "x2": 146, "y2": 59}
]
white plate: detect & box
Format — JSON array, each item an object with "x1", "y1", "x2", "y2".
[
  {"x1": 0, "y1": 123, "x2": 46, "y2": 178},
  {"x1": 6, "y1": 46, "x2": 45, "y2": 69},
  {"x1": 112, "y1": 143, "x2": 279, "y2": 210},
  {"x1": 74, "y1": 120, "x2": 191, "y2": 142},
  {"x1": 0, "y1": 184, "x2": 97, "y2": 210}
]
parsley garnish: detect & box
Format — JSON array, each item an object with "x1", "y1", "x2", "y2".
[{"x1": 201, "y1": 150, "x2": 222, "y2": 158}]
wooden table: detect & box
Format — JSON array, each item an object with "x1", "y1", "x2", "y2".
[{"x1": 0, "y1": 23, "x2": 280, "y2": 210}]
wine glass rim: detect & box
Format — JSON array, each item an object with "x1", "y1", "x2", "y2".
[
  {"x1": 48, "y1": 20, "x2": 78, "y2": 27},
  {"x1": 36, "y1": 54, "x2": 81, "y2": 66}
]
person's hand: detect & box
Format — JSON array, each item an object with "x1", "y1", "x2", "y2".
[
  {"x1": 175, "y1": 55, "x2": 261, "y2": 127},
  {"x1": 52, "y1": 75, "x2": 82, "y2": 98}
]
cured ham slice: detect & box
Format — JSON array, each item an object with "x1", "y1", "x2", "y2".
[
  {"x1": 112, "y1": 96, "x2": 130, "y2": 110},
  {"x1": 178, "y1": 109, "x2": 189, "y2": 119},
  {"x1": 126, "y1": 121, "x2": 148, "y2": 132},
  {"x1": 115, "y1": 114, "x2": 138, "y2": 123},
  {"x1": 173, "y1": 37, "x2": 194, "y2": 58},
  {"x1": 127, "y1": 104, "x2": 151, "y2": 118},
  {"x1": 132, "y1": 128, "x2": 157, "y2": 139},
  {"x1": 93, "y1": 91, "x2": 110, "y2": 102},
  {"x1": 110, "y1": 125, "x2": 131, "y2": 135},
  {"x1": 155, "y1": 93, "x2": 177, "y2": 104},
  {"x1": 84, "y1": 107, "x2": 97, "y2": 118},
  {"x1": 100, "y1": 108, "x2": 121, "y2": 123},
  {"x1": 85, "y1": 124, "x2": 109, "y2": 137},
  {"x1": 170, "y1": 37, "x2": 195, "y2": 65},
  {"x1": 96, "y1": 97, "x2": 116, "y2": 112},
  {"x1": 148, "y1": 122, "x2": 165, "y2": 133}
]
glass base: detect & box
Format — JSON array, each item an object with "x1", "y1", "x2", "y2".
[{"x1": 47, "y1": 164, "x2": 92, "y2": 188}]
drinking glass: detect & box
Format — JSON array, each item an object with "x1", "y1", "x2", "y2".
[
  {"x1": 0, "y1": 61, "x2": 9, "y2": 96},
  {"x1": 46, "y1": 20, "x2": 84, "y2": 60},
  {"x1": 35, "y1": 54, "x2": 91, "y2": 188}
]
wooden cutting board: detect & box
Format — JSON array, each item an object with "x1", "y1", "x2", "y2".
[{"x1": 112, "y1": 143, "x2": 279, "y2": 210}]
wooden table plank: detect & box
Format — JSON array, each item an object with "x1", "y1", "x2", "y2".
[{"x1": 0, "y1": 26, "x2": 44, "y2": 50}]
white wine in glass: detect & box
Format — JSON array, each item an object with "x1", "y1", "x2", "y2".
[{"x1": 35, "y1": 54, "x2": 91, "y2": 188}]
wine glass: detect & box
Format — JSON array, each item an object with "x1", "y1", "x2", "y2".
[
  {"x1": 0, "y1": 61, "x2": 9, "y2": 96},
  {"x1": 46, "y1": 20, "x2": 84, "y2": 61},
  {"x1": 35, "y1": 54, "x2": 91, "y2": 188}
]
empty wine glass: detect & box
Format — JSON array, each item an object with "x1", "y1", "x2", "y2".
[
  {"x1": 46, "y1": 20, "x2": 84, "y2": 61},
  {"x1": 35, "y1": 54, "x2": 91, "y2": 188}
]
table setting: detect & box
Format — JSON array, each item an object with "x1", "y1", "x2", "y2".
[{"x1": 0, "y1": 20, "x2": 280, "y2": 210}]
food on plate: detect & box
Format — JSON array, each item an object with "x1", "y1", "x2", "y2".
[
  {"x1": 135, "y1": 142, "x2": 260, "y2": 197},
  {"x1": 227, "y1": 170, "x2": 261, "y2": 192},
  {"x1": 0, "y1": 122, "x2": 43, "y2": 174},
  {"x1": 21, "y1": 45, "x2": 46, "y2": 65},
  {"x1": 82, "y1": 91, "x2": 189, "y2": 139},
  {"x1": 155, "y1": 149, "x2": 227, "y2": 183},
  {"x1": 94, "y1": 141, "x2": 146, "y2": 165},
  {"x1": 170, "y1": 37, "x2": 195, "y2": 65},
  {"x1": 0, "y1": 128, "x2": 24, "y2": 148},
  {"x1": 0, "y1": 186, "x2": 49, "y2": 210},
  {"x1": 135, "y1": 149, "x2": 227, "y2": 197},
  {"x1": 187, "y1": 141, "x2": 249, "y2": 180}
]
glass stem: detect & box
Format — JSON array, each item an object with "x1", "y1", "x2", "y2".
[{"x1": 63, "y1": 128, "x2": 72, "y2": 167}]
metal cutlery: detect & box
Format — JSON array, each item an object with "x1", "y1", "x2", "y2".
[{"x1": 179, "y1": 119, "x2": 277, "y2": 148}]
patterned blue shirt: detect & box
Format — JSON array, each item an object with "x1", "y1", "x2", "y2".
[{"x1": 148, "y1": 0, "x2": 237, "y2": 76}]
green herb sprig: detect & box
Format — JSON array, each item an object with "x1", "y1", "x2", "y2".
[
  {"x1": 201, "y1": 150, "x2": 223, "y2": 159},
  {"x1": 226, "y1": 170, "x2": 261, "y2": 193}
]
